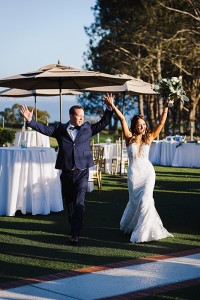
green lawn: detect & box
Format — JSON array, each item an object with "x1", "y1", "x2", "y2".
[{"x1": 0, "y1": 166, "x2": 200, "y2": 298}]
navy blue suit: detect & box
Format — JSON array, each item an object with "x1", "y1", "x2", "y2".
[{"x1": 27, "y1": 108, "x2": 113, "y2": 237}]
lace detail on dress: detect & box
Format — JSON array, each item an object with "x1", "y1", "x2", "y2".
[
  {"x1": 120, "y1": 143, "x2": 173, "y2": 243},
  {"x1": 127, "y1": 143, "x2": 149, "y2": 161}
]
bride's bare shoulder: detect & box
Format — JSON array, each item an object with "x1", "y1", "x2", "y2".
[{"x1": 126, "y1": 137, "x2": 136, "y2": 147}]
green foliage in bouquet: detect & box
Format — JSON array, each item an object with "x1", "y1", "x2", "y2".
[
  {"x1": 154, "y1": 77, "x2": 189, "y2": 107},
  {"x1": 0, "y1": 128, "x2": 15, "y2": 146}
]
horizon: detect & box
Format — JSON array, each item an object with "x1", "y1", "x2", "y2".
[{"x1": 0, "y1": 96, "x2": 78, "y2": 123}]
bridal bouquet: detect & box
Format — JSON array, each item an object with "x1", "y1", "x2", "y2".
[{"x1": 154, "y1": 76, "x2": 189, "y2": 107}]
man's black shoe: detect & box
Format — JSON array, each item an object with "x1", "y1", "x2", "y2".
[{"x1": 68, "y1": 236, "x2": 79, "y2": 245}]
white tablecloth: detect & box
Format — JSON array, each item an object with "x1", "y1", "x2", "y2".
[
  {"x1": 150, "y1": 141, "x2": 200, "y2": 167},
  {"x1": 99, "y1": 143, "x2": 118, "y2": 173},
  {"x1": 160, "y1": 142, "x2": 178, "y2": 166},
  {"x1": 172, "y1": 143, "x2": 200, "y2": 167},
  {"x1": 95, "y1": 143, "x2": 128, "y2": 173},
  {"x1": 0, "y1": 147, "x2": 63, "y2": 216},
  {"x1": 149, "y1": 141, "x2": 177, "y2": 166},
  {"x1": 149, "y1": 141, "x2": 162, "y2": 165},
  {"x1": 97, "y1": 141, "x2": 200, "y2": 169},
  {"x1": 14, "y1": 131, "x2": 50, "y2": 147}
]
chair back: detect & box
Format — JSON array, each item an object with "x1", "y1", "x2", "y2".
[
  {"x1": 90, "y1": 145, "x2": 104, "y2": 191},
  {"x1": 90, "y1": 139, "x2": 94, "y2": 151},
  {"x1": 98, "y1": 146, "x2": 104, "y2": 169},
  {"x1": 92, "y1": 145, "x2": 104, "y2": 165},
  {"x1": 115, "y1": 139, "x2": 121, "y2": 158}
]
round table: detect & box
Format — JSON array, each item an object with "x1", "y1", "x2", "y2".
[
  {"x1": 0, "y1": 147, "x2": 63, "y2": 216},
  {"x1": 172, "y1": 143, "x2": 200, "y2": 167},
  {"x1": 14, "y1": 130, "x2": 50, "y2": 147}
]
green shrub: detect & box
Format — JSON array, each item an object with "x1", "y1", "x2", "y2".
[{"x1": 0, "y1": 128, "x2": 15, "y2": 146}]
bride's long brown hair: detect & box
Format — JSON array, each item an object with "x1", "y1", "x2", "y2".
[{"x1": 128, "y1": 115, "x2": 151, "y2": 145}]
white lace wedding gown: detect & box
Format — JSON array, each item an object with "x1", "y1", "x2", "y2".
[{"x1": 120, "y1": 143, "x2": 173, "y2": 243}]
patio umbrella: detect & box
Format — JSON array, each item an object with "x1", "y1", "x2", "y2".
[
  {"x1": 83, "y1": 77, "x2": 157, "y2": 95},
  {"x1": 0, "y1": 61, "x2": 132, "y2": 122},
  {"x1": 83, "y1": 78, "x2": 158, "y2": 175},
  {"x1": 82, "y1": 77, "x2": 157, "y2": 119},
  {"x1": 0, "y1": 88, "x2": 82, "y2": 121}
]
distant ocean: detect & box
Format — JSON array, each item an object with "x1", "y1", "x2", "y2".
[
  {"x1": 0, "y1": 95, "x2": 79, "y2": 123},
  {"x1": 0, "y1": 94, "x2": 133, "y2": 125}
]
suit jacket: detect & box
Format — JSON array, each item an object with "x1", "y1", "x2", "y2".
[{"x1": 27, "y1": 108, "x2": 113, "y2": 170}]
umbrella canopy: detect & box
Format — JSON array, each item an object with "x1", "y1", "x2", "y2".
[
  {"x1": 83, "y1": 78, "x2": 157, "y2": 95},
  {"x1": 0, "y1": 62, "x2": 132, "y2": 121},
  {"x1": 0, "y1": 64, "x2": 132, "y2": 90},
  {"x1": 0, "y1": 88, "x2": 82, "y2": 97},
  {"x1": 0, "y1": 88, "x2": 82, "y2": 121}
]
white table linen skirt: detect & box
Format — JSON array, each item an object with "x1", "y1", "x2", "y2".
[
  {"x1": 172, "y1": 143, "x2": 200, "y2": 167},
  {"x1": 14, "y1": 131, "x2": 50, "y2": 147},
  {"x1": 95, "y1": 143, "x2": 123, "y2": 173},
  {"x1": 93, "y1": 141, "x2": 200, "y2": 171},
  {"x1": 0, "y1": 147, "x2": 63, "y2": 216},
  {"x1": 149, "y1": 141, "x2": 162, "y2": 165},
  {"x1": 160, "y1": 142, "x2": 177, "y2": 166}
]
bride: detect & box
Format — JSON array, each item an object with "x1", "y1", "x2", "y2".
[{"x1": 103, "y1": 94, "x2": 173, "y2": 243}]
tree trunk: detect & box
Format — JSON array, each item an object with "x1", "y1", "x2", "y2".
[
  {"x1": 149, "y1": 96, "x2": 155, "y2": 130},
  {"x1": 179, "y1": 102, "x2": 184, "y2": 134},
  {"x1": 189, "y1": 101, "x2": 197, "y2": 134},
  {"x1": 138, "y1": 95, "x2": 144, "y2": 115}
]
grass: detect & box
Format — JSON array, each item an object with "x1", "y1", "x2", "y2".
[{"x1": 0, "y1": 166, "x2": 200, "y2": 298}]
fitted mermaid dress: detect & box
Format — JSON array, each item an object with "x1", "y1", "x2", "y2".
[{"x1": 120, "y1": 143, "x2": 173, "y2": 243}]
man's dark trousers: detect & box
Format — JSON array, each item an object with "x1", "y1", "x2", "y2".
[{"x1": 60, "y1": 169, "x2": 89, "y2": 237}]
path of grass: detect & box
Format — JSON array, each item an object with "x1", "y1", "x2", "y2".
[{"x1": 0, "y1": 166, "x2": 199, "y2": 287}]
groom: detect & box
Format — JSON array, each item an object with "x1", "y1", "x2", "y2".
[{"x1": 20, "y1": 94, "x2": 114, "y2": 245}]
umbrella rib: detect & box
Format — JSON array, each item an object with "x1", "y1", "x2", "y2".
[{"x1": 68, "y1": 78, "x2": 81, "y2": 90}]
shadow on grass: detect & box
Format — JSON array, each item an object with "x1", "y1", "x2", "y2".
[{"x1": 0, "y1": 172, "x2": 200, "y2": 283}]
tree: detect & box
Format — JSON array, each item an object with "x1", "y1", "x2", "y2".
[
  {"x1": 82, "y1": 0, "x2": 199, "y2": 135},
  {"x1": 0, "y1": 104, "x2": 50, "y2": 127},
  {"x1": 78, "y1": 92, "x2": 137, "y2": 131},
  {"x1": 0, "y1": 128, "x2": 15, "y2": 146}
]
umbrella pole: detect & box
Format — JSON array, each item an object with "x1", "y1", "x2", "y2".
[
  {"x1": 34, "y1": 95, "x2": 37, "y2": 121},
  {"x1": 34, "y1": 95, "x2": 38, "y2": 146},
  {"x1": 59, "y1": 81, "x2": 62, "y2": 122},
  {"x1": 120, "y1": 92, "x2": 125, "y2": 176}
]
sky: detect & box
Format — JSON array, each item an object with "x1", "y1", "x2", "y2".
[{"x1": 0, "y1": 0, "x2": 96, "y2": 122}]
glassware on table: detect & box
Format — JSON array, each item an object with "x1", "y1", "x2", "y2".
[
  {"x1": 106, "y1": 138, "x2": 111, "y2": 145},
  {"x1": 21, "y1": 140, "x2": 28, "y2": 148}
]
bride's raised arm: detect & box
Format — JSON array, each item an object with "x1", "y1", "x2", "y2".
[
  {"x1": 103, "y1": 94, "x2": 131, "y2": 139},
  {"x1": 151, "y1": 98, "x2": 170, "y2": 140}
]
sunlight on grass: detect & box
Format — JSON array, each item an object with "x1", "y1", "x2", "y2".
[
  {"x1": 0, "y1": 166, "x2": 199, "y2": 284},
  {"x1": 154, "y1": 189, "x2": 199, "y2": 194},
  {"x1": 0, "y1": 217, "x2": 54, "y2": 224}
]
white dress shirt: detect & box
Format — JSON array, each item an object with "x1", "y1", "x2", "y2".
[{"x1": 67, "y1": 124, "x2": 80, "y2": 141}]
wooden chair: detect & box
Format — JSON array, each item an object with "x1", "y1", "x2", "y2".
[
  {"x1": 90, "y1": 145, "x2": 104, "y2": 191},
  {"x1": 92, "y1": 145, "x2": 105, "y2": 171},
  {"x1": 98, "y1": 146, "x2": 106, "y2": 173},
  {"x1": 92, "y1": 145, "x2": 101, "y2": 164},
  {"x1": 90, "y1": 139, "x2": 95, "y2": 151},
  {"x1": 88, "y1": 165, "x2": 102, "y2": 191},
  {"x1": 121, "y1": 142, "x2": 129, "y2": 173},
  {"x1": 111, "y1": 139, "x2": 121, "y2": 175},
  {"x1": 112, "y1": 139, "x2": 129, "y2": 175},
  {"x1": 123, "y1": 157, "x2": 129, "y2": 173}
]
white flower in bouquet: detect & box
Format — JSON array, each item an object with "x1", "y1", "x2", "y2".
[{"x1": 154, "y1": 76, "x2": 189, "y2": 107}]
